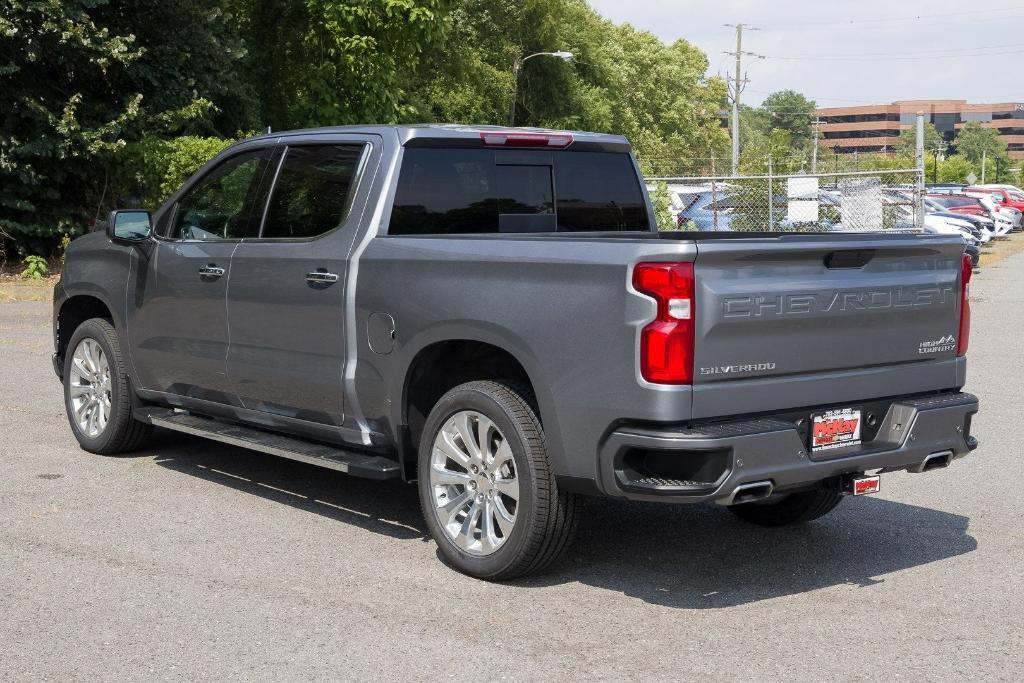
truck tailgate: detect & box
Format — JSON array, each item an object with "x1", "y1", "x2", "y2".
[{"x1": 690, "y1": 234, "x2": 966, "y2": 419}]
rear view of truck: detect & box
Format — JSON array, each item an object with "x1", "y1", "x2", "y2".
[{"x1": 611, "y1": 231, "x2": 978, "y2": 523}]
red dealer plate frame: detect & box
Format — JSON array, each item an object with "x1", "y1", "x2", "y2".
[{"x1": 810, "y1": 407, "x2": 863, "y2": 452}]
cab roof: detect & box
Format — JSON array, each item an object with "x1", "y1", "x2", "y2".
[{"x1": 242, "y1": 124, "x2": 632, "y2": 152}]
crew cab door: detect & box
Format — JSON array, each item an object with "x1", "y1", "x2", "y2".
[
  {"x1": 225, "y1": 138, "x2": 375, "y2": 428},
  {"x1": 127, "y1": 146, "x2": 275, "y2": 402}
]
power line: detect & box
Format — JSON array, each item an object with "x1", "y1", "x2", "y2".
[
  {"x1": 765, "y1": 42, "x2": 1024, "y2": 60},
  {"x1": 756, "y1": 5, "x2": 1024, "y2": 30},
  {"x1": 766, "y1": 47, "x2": 1024, "y2": 62}
]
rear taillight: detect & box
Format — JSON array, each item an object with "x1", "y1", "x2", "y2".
[
  {"x1": 632, "y1": 262, "x2": 695, "y2": 384},
  {"x1": 958, "y1": 252, "x2": 972, "y2": 356}
]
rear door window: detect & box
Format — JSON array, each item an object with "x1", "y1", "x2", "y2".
[
  {"x1": 260, "y1": 144, "x2": 364, "y2": 239},
  {"x1": 388, "y1": 148, "x2": 649, "y2": 235}
]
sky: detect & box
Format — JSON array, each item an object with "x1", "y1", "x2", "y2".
[{"x1": 586, "y1": 0, "x2": 1024, "y2": 110}]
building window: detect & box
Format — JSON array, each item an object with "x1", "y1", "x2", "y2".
[{"x1": 962, "y1": 112, "x2": 993, "y2": 122}]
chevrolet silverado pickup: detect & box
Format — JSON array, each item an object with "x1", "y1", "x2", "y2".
[{"x1": 53, "y1": 125, "x2": 980, "y2": 579}]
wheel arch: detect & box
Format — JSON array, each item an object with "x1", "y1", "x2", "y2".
[
  {"x1": 56, "y1": 294, "x2": 116, "y2": 362},
  {"x1": 397, "y1": 331, "x2": 559, "y2": 477}
]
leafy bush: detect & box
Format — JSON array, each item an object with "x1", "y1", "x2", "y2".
[
  {"x1": 120, "y1": 135, "x2": 238, "y2": 209},
  {"x1": 649, "y1": 182, "x2": 677, "y2": 231},
  {"x1": 20, "y1": 255, "x2": 49, "y2": 280},
  {"x1": 939, "y1": 155, "x2": 976, "y2": 183}
]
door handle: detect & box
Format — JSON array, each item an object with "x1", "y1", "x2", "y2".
[
  {"x1": 305, "y1": 271, "x2": 339, "y2": 284},
  {"x1": 198, "y1": 265, "x2": 226, "y2": 278}
]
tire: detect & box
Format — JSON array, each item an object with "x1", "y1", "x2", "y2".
[
  {"x1": 728, "y1": 487, "x2": 843, "y2": 527},
  {"x1": 63, "y1": 317, "x2": 152, "y2": 454},
  {"x1": 417, "y1": 380, "x2": 578, "y2": 580}
]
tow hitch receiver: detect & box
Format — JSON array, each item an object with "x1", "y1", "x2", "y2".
[{"x1": 842, "y1": 474, "x2": 881, "y2": 496}]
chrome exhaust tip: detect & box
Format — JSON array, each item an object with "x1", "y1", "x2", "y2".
[
  {"x1": 721, "y1": 480, "x2": 774, "y2": 506},
  {"x1": 911, "y1": 450, "x2": 953, "y2": 473}
]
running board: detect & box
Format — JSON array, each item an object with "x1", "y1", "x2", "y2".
[{"x1": 146, "y1": 411, "x2": 401, "y2": 480}]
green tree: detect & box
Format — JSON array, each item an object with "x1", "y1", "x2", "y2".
[
  {"x1": 1, "y1": 1, "x2": 255, "y2": 253},
  {"x1": 757, "y1": 90, "x2": 816, "y2": 150},
  {"x1": 92, "y1": 1, "x2": 255, "y2": 136},
  {"x1": 895, "y1": 122, "x2": 946, "y2": 157},
  {"x1": 954, "y1": 121, "x2": 1007, "y2": 165},
  {"x1": 246, "y1": 0, "x2": 449, "y2": 129},
  {"x1": 1, "y1": 1, "x2": 144, "y2": 250},
  {"x1": 413, "y1": 0, "x2": 729, "y2": 176},
  {"x1": 600, "y1": 26, "x2": 729, "y2": 175},
  {"x1": 939, "y1": 154, "x2": 975, "y2": 183}
]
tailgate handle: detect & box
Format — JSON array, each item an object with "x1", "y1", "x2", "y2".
[{"x1": 824, "y1": 250, "x2": 875, "y2": 269}]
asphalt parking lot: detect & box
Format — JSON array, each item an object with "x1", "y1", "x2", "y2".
[{"x1": 2, "y1": 252, "x2": 1023, "y2": 681}]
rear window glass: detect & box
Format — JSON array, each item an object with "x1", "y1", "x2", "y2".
[
  {"x1": 934, "y1": 196, "x2": 976, "y2": 207},
  {"x1": 388, "y1": 148, "x2": 649, "y2": 235}
]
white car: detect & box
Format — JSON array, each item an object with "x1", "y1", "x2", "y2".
[
  {"x1": 964, "y1": 193, "x2": 1015, "y2": 234},
  {"x1": 965, "y1": 192, "x2": 1019, "y2": 232},
  {"x1": 917, "y1": 195, "x2": 994, "y2": 243}
]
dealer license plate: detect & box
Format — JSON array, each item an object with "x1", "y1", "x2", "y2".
[{"x1": 811, "y1": 407, "x2": 862, "y2": 452}]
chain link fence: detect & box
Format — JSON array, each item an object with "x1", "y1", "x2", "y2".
[{"x1": 648, "y1": 168, "x2": 925, "y2": 233}]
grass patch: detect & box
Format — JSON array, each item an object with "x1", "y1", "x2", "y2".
[
  {"x1": 0, "y1": 274, "x2": 59, "y2": 303},
  {"x1": 979, "y1": 232, "x2": 1024, "y2": 268}
]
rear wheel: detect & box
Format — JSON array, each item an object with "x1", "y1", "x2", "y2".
[
  {"x1": 417, "y1": 380, "x2": 578, "y2": 580},
  {"x1": 63, "y1": 318, "x2": 152, "y2": 454},
  {"x1": 728, "y1": 487, "x2": 842, "y2": 527}
]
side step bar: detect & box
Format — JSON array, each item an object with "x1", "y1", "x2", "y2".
[{"x1": 145, "y1": 410, "x2": 401, "y2": 480}]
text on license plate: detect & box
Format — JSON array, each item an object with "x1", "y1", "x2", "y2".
[{"x1": 811, "y1": 408, "x2": 862, "y2": 451}]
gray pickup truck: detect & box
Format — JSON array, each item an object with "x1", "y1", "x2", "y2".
[{"x1": 53, "y1": 125, "x2": 979, "y2": 579}]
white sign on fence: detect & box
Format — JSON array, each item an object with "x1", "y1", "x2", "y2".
[
  {"x1": 787, "y1": 176, "x2": 819, "y2": 223},
  {"x1": 838, "y1": 176, "x2": 883, "y2": 232}
]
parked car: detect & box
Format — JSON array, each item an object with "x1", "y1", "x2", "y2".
[
  {"x1": 967, "y1": 186, "x2": 1024, "y2": 229},
  {"x1": 53, "y1": 125, "x2": 980, "y2": 579},
  {"x1": 923, "y1": 195, "x2": 993, "y2": 242},
  {"x1": 964, "y1": 192, "x2": 1019, "y2": 232},
  {"x1": 970, "y1": 183, "x2": 1024, "y2": 196},
  {"x1": 671, "y1": 187, "x2": 735, "y2": 231},
  {"x1": 926, "y1": 183, "x2": 967, "y2": 193},
  {"x1": 931, "y1": 193, "x2": 1013, "y2": 235}
]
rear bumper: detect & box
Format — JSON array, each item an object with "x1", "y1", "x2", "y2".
[{"x1": 598, "y1": 391, "x2": 979, "y2": 504}]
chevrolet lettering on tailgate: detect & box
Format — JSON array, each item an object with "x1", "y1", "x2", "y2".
[{"x1": 723, "y1": 285, "x2": 956, "y2": 318}]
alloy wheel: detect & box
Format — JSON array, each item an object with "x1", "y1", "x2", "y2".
[
  {"x1": 428, "y1": 410, "x2": 520, "y2": 556},
  {"x1": 68, "y1": 338, "x2": 112, "y2": 438}
]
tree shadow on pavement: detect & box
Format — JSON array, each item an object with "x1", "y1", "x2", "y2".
[
  {"x1": 142, "y1": 429, "x2": 976, "y2": 609},
  {"x1": 519, "y1": 494, "x2": 976, "y2": 608}
]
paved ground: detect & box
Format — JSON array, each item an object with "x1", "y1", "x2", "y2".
[{"x1": 2, "y1": 252, "x2": 1023, "y2": 681}]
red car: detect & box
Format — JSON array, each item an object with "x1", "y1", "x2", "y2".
[
  {"x1": 966, "y1": 186, "x2": 1024, "y2": 213},
  {"x1": 927, "y1": 193, "x2": 989, "y2": 217}
]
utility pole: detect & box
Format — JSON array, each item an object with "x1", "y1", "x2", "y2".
[
  {"x1": 811, "y1": 117, "x2": 822, "y2": 174},
  {"x1": 724, "y1": 23, "x2": 763, "y2": 177},
  {"x1": 981, "y1": 149, "x2": 986, "y2": 184},
  {"x1": 915, "y1": 111, "x2": 925, "y2": 231}
]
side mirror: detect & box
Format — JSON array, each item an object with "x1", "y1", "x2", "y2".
[{"x1": 108, "y1": 210, "x2": 153, "y2": 243}]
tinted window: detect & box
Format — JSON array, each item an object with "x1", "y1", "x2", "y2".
[
  {"x1": 388, "y1": 148, "x2": 649, "y2": 235},
  {"x1": 169, "y1": 150, "x2": 270, "y2": 240},
  {"x1": 554, "y1": 152, "x2": 649, "y2": 231},
  {"x1": 261, "y1": 144, "x2": 364, "y2": 239}
]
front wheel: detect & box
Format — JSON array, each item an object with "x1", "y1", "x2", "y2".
[
  {"x1": 728, "y1": 487, "x2": 843, "y2": 527},
  {"x1": 417, "y1": 380, "x2": 578, "y2": 580},
  {"x1": 63, "y1": 318, "x2": 152, "y2": 454}
]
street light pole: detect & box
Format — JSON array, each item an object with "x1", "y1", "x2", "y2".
[{"x1": 508, "y1": 51, "x2": 573, "y2": 127}]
